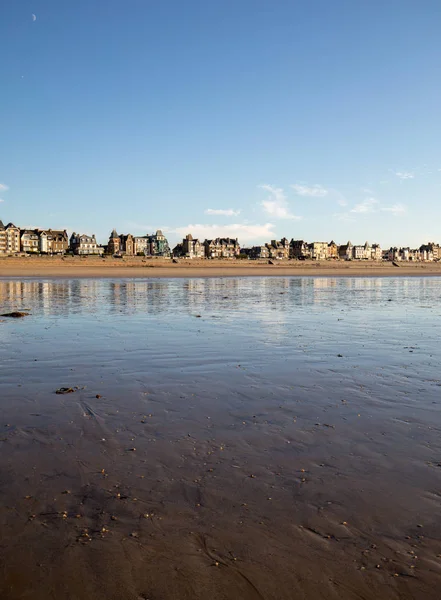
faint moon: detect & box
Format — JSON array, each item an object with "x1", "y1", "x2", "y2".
[{"x1": 32, "y1": 14, "x2": 37, "y2": 22}]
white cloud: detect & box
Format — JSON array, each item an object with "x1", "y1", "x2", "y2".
[
  {"x1": 350, "y1": 197, "x2": 379, "y2": 214},
  {"x1": 0, "y1": 199, "x2": 4, "y2": 203},
  {"x1": 394, "y1": 171, "x2": 414, "y2": 180},
  {"x1": 0, "y1": 183, "x2": 9, "y2": 192},
  {"x1": 333, "y1": 212, "x2": 355, "y2": 222},
  {"x1": 291, "y1": 183, "x2": 328, "y2": 197},
  {"x1": 259, "y1": 184, "x2": 301, "y2": 220},
  {"x1": 380, "y1": 203, "x2": 407, "y2": 215},
  {"x1": 32, "y1": 14, "x2": 37, "y2": 21},
  {"x1": 204, "y1": 208, "x2": 241, "y2": 217},
  {"x1": 342, "y1": 197, "x2": 407, "y2": 219},
  {"x1": 173, "y1": 222, "x2": 276, "y2": 244}
]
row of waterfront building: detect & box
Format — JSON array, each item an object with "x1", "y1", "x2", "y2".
[{"x1": 0, "y1": 220, "x2": 440, "y2": 261}]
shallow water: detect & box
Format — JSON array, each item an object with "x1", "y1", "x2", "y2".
[{"x1": 0, "y1": 277, "x2": 441, "y2": 600}]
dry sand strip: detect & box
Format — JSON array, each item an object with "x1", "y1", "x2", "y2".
[{"x1": 1, "y1": 257, "x2": 441, "y2": 278}]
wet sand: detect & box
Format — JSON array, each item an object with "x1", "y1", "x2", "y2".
[
  {"x1": 1, "y1": 256, "x2": 441, "y2": 278},
  {"x1": 1, "y1": 277, "x2": 441, "y2": 599}
]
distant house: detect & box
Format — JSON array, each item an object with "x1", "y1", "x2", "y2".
[
  {"x1": 204, "y1": 238, "x2": 240, "y2": 258},
  {"x1": 21, "y1": 229, "x2": 40, "y2": 253},
  {"x1": 328, "y1": 240, "x2": 338, "y2": 259},
  {"x1": 39, "y1": 230, "x2": 69, "y2": 254},
  {"x1": 338, "y1": 241, "x2": 353, "y2": 260},
  {"x1": 244, "y1": 245, "x2": 270, "y2": 259},
  {"x1": 134, "y1": 235, "x2": 150, "y2": 256},
  {"x1": 70, "y1": 233, "x2": 103, "y2": 255},
  {"x1": 371, "y1": 244, "x2": 382, "y2": 261},
  {"x1": 152, "y1": 230, "x2": 171, "y2": 256},
  {"x1": 173, "y1": 234, "x2": 205, "y2": 258},
  {"x1": 289, "y1": 240, "x2": 311, "y2": 259},
  {"x1": 133, "y1": 230, "x2": 171, "y2": 257},
  {"x1": 309, "y1": 242, "x2": 329, "y2": 260},
  {"x1": 399, "y1": 247, "x2": 411, "y2": 261},
  {"x1": 421, "y1": 242, "x2": 440, "y2": 261},
  {"x1": 266, "y1": 238, "x2": 290, "y2": 259},
  {"x1": 0, "y1": 221, "x2": 21, "y2": 254},
  {"x1": 419, "y1": 244, "x2": 434, "y2": 261},
  {"x1": 386, "y1": 247, "x2": 400, "y2": 261},
  {"x1": 353, "y1": 242, "x2": 371, "y2": 260},
  {"x1": 107, "y1": 229, "x2": 134, "y2": 255}
]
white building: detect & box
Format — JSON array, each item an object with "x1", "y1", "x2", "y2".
[
  {"x1": 371, "y1": 244, "x2": 382, "y2": 260},
  {"x1": 70, "y1": 233, "x2": 103, "y2": 255}
]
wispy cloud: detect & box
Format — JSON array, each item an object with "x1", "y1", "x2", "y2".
[
  {"x1": 259, "y1": 184, "x2": 301, "y2": 220},
  {"x1": 336, "y1": 196, "x2": 407, "y2": 221},
  {"x1": 380, "y1": 203, "x2": 407, "y2": 215},
  {"x1": 173, "y1": 222, "x2": 276, "y2": 244},
  {"x1": 0, "y1": 199, "x2": 4, "y2": 203},
  {"x1": 0, "y1": 183, "x2": 9, "y2": 192},
  {"x1": 333, "y1": 212, "x2": 355, "y2": 222},
  {"x1": 204, "y1": 208, "x2": 241, "y2": 217},
  {"x1": 394, "y1": 171, "x2": 414, "y2": 180},
  {"x1": 350, "y1": 197, "x2": 379, "y2": 214},
  {"x1": 32, "y1": 14, "x2": 37, "y2": 22},
  {"x1": 291, "y1": 183, "x2": 328, "y2": 197}
]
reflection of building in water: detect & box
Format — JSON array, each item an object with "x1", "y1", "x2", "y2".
[
  {"x1": 0, "y1": 280, "x2": 73, "y2": 314},
  {"x1": 2, "y1": 276, "x2": 435, "y2": 325},
  {"x1": 108, "y1": 280, "x2": 172, "y2": 314}
]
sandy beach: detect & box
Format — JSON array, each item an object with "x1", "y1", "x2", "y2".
[{"x1": 1, "y1": 255, "x2": 441, "y2": 278}]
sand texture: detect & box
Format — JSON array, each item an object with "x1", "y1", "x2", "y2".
[{"x1": 1, "y1": 255, "x2": 441, "y2": 278}]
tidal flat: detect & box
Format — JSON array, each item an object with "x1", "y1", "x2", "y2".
[{"x1": 0, "y1": 277, "x2": 440, "y2": 599}]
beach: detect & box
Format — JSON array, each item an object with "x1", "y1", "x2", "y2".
[
  {"x1": 1, "y1": 276, "x2": 441, "y2": 599},
  {"x1": 1, "y1": 255, "x2": 441, "y2": 278}
]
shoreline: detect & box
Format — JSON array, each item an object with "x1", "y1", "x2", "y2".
[{"x1": 1, "y1": 257, "x2": 441, "y2": 278}]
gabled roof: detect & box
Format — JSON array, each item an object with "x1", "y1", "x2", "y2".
[{"x1": 0, "y1": 220, "x2": 4, "y2": 230}]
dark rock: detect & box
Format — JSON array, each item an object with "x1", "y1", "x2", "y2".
[
  {"x1": 1, "y1": 312, "x2": 30, "y2": 318},
  {"x1": 55, "y1": 387, "x2": 76, "y2": 395}
]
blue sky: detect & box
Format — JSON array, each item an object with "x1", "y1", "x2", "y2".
[{"x1": 1, "y1": 0, "x2": 440, "y2": 248}]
